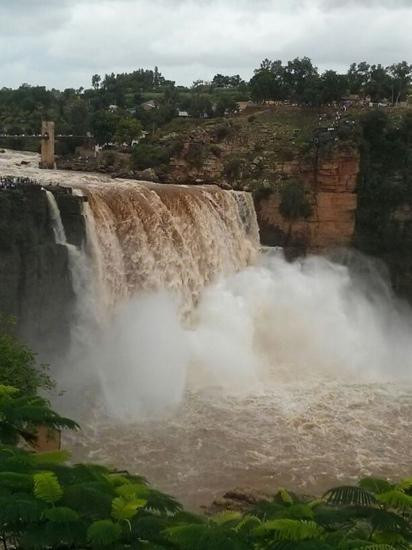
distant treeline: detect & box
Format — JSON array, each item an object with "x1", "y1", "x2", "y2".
[{"x1": 0, "y1": 59, "x2": 410, "y2": 145}]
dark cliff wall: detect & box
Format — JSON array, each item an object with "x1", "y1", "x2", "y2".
[
  {"x1": 0, "y1": 184, "x2": 85, "y2": 359},
  {"x1": 354, "y1": 110, "x2": 412, "y2": 300}
]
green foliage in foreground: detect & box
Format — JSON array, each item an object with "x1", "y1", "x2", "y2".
[
  {"x1": 0, "y1": 386, "x2": 412, "y2": 548},
  {"x1": 0, "y1": 385, "x2": 78, "y2": 447},
  {"x1": 1, "y1": 443, "x2": 412, "y2": 550},
  {"x1": 0, "y1": 316, "x2": 53, "y2": 396}
]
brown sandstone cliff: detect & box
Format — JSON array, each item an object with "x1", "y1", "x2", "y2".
[{"x1": 256, "y1": 153, "x2": 359, "y2": 252}]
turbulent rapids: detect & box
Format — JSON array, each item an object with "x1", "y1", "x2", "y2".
[{"x1": 1, "y1": 150, "x2": 412, "y2": 509}]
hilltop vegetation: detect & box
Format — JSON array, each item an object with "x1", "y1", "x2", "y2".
[{"x1": 0, "y1": 58, "x2": 411, "y2": 142}]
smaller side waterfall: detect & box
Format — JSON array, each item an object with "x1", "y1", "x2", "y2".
[
  {"x1": 45, "y1": 189, "x2": 101, "y2": 358},
  {"x1": 45, "y1": 190, "x2": 68, "y2": 244}
]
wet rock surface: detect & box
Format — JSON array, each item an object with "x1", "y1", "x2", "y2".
[{"x1": 0, "y1": 177, "x2": 85, "y2": 359}]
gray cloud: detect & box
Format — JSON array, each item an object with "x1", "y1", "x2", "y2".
[{"x1": 0, "y1": 0, "x2": 411, "y2": 89}]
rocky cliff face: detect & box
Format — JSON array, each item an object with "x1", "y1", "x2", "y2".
[
  {"x1": 161, "y1": 117, "x2": 361, "y2": 255},
  {"x1": 255, "y1": 152, "x2": 359, "y2": 253},
  {"x1": 0, "y1": 182, "x2": 85, "y2": 359},
  {"x1": 166, "y1": 131, "x2": 360, "y2": 254}
]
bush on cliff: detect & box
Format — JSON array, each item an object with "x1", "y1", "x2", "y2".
[
  {"x1": 131, "y1": 143, "x2": 170, "y2": 170},
  {"x1": 279, "y1": 180, "x2": 313, "y2": 220}
]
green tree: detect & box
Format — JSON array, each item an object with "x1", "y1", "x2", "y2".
[
  {"x1": 284, "y1": 57, "x2": 319, "y2": 103},
  {"x1": 90, "y1": 110, "x2": 118, "y2": 145},
  {"x1": 366, "y1": 64, "x2": 392, "y2": 102},
  {"x1": 114, "y1": 117, "x2": 143, "y2": 146},
  {"x1": 347, "y1": 61, "x2": 371, "y2": 95},
  {"x1": 131, "y1": 143, "x2": 170, "y2": 169},
  {"x1": 0, "y1": 316, "x2": 52, "y2": 396},
  {"x1": 214, "y1": 96, "x2": 238, "y2": 117},
  {"x1": 250, "y1": 59, "x2": 287, "y2": 102},
  {"x1": 0, "y1": 385, "x2": 77, "y2": 446},
  {"x1": 279, "y1": 180, "x2": 312, "y2": 220},
  {"x1": 388, "y1": 61, "x2": 412, "y2": 104},
  {"x1": 91, "y1": 74, "x2": 101, "y2": 90},
  {"x1": 320, "y1": 70, "x2": 348, "y2": 103}
]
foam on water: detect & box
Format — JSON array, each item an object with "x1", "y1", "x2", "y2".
[
  {"x1": 3, "y1": 150, "x2": 412, "y2": 508},
  {"x1": 63, "y1": 250, "x2": 412, "y2": 508}
]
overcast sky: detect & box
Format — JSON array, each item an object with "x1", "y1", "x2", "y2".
[{"x1": 1, "y1": 0, "x2": 411, "y2": 89}]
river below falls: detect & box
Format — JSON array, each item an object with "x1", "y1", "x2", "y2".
[
  {"x1": 64, "y1": 381, "x2": 412, "y2": 510},
  {"x1": 3, "y1": 149, "x2": 411, "y2": 509}
]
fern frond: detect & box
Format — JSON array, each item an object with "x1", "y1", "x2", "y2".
[
  {"x1": 115, "y1": 482, "x2": 149, "y2": 500},
  {"x1": 43, "y1": 506, "x2": 80, "y2": 523},
  {"x1": 62, "y1": 483, "x2": 113, "y2": 519},
  {"x1": 363, "y1": 545, "x2": 397, "y2": 550},
  {"x1": 0, "y1": 471, "x2": 33, "y2": 491},
  {"x1": 276, "y1": 503, "x2": 315, "y2": 521},
  {"x1": 234, "y1": 515, "x2": 261, "y2": 534},
  {"x1": 165, "y1": 524, "x2": 211, "y2": 546},
  {"x1": 251, "y1": 499, "x2": 286, "y2": 520},
  {"x1": 87, "y1": 519, "x2": 122, "y2": 547},
  {"x1": 359, "y1": 478, "x2": 394, "y2": 495},
  {"x1": 278, "y1": 488, "x2": 294, "y2": 505},
  {"x1": 367, "y1": 508, "x2": 409, "y2": 534},
  {"x1": 396, "y1": 477, "x2": 412, "y2": 492},
  {"x1": 0, "y1": 494, "x2": 45, "y2": 523},
  {"x1": 130, "y1": 514, "x2": 171, "y2": 544},
  {"x1": 212, "y1": 510, "x2": 243, "y2": 526},
  {"x1": 111, "y1": 495, "x2": 146, "y2": 521},
  {"x1": 376, "y1": 490, "x2": 412, "y2": 510},
  {"x1": 33, "y1": 449, "x2": 71, "y2": 466},
  {"x1": 45, "y1": 519, "x2": 87, "y2": 547},
  {"x1": 0, "y1": 385, "x2": 19, "y2": 397},
  {"x1": 145, "y1": 488, "x2": 183, "y2": 514},
  {"x1": 255, "y1": 518, "x2": 324, "y2": 541},
  {"x1": 33, "y1": 471, "x2": 63, "y2": 503}
]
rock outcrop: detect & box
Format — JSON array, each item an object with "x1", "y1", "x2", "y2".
[
  {"x1": 255, "y1": 152, "x2": 359, "y2": 253},
  {"x1": 0, "y1": 182, "x2": 85, "y2": 359}
]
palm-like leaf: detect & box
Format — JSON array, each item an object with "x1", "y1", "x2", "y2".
[{"x1": 323, "y1": 486, "x2": 377, "y2": 507}]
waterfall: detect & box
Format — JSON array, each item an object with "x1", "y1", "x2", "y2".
[
  {"x1": 77, "y1": 181, "x2": 259, "y2": 312},
  {"x1": 45, "y1": 189, "x2": 101, "y2": 355},
  {"x1": 45, "y1": 190, "x2": 68, "y2": 244}
]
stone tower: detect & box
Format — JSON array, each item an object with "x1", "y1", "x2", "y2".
[{"x1": 40, "y1": 121, "x2": 55, "y2": 169}]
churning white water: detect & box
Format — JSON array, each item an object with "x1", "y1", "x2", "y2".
[
  {"x1": 66, "y1": 249, "x2": 412, "y2": 418},
  {"x1": 63, "y1": 250, "x2": 412, "y2": 509},
  {"x1": 3, "y1": 151, "x2": 412, "y2": 508}
]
